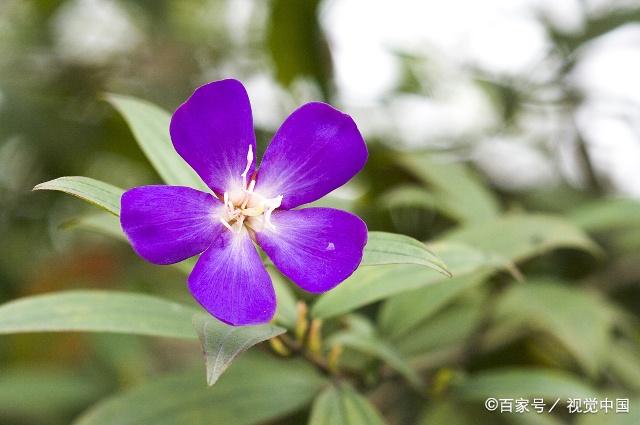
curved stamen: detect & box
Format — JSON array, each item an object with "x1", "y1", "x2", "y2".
[{"x1": 240, "y1": 144, "x2": 254, "y2": 190}]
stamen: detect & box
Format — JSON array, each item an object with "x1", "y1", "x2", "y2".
[
  {"x1": 220, "y1": 217, "x2": 233, "y2": 232},
  {"x1": 263, "y1": 194, "x2": 283, "y2": 231},
  {"x1": 241, "y1": 179, "x2": 256, "y2": 209},
  {"x1": 223, "y1": 192, "x2": 230, "y2": 208},
  {"x1": 240, "y1": 145, "x2": 254, "y2": 190}
]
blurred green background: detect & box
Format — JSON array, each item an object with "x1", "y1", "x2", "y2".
[{"x1": 2, "y1": 0, "x2": 640, "y2": 424}]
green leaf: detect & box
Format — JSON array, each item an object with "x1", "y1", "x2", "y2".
[
  {"x1": 308, "y1": 384, "x2": 387, "y2": 425},
  {"x1": 106, "y1": 94, "x2": 206, "y2": 190},
  {"x1": 0, "y1": 290, "x2": 199, "y2": 339},
  {"x1": 379, "y1": 271, "x2": 491, "y2": 339},
  {"x1": 193, "y1": 314, "x2": 285, "y2": 386},
  {"x1": 378, "y1": 184, "x2": 437, "y2": 210},
  {"x1": 455, "y1": 368, "x2": 596, "y2": 401},
  {"x1": 362, "y1": 231, "x2": 450, "y2": 276},
  {"x1": 34, "y1": 176, "x2": 123, "y2": 216},
  {"x1": 428, "y1": 241, "x2": 513, "y2": 275},
  {"x1": 396, "y1": 153, "x2": 500, "y2": 223},
  {"x1": 312, "y1": 265, "x2": 433, "y2": 320},
  {"x1": 444, "y1": 213, "x2": 601, "y2": 261},
  {"x1": 311, "y1": 242, "x2": 493, "y2": 320},
  {"x1": 569, "y1": 198, "x2": 640, "y2": 233},
  {"x1": 491, "y1": 280, "x2": 616, "y2": 375},
  {"x1": 329, "y1": 316, "x2": 422, "y2": 389},
  {"x1": 74, "y1": 351, "x2": 326, "y2": 425},
  {"x1": 0, "y1": 366, "x2": 106, "y2": 422}
]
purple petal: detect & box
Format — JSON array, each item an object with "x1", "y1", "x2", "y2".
[
  {"x1": 255, "y1": 208, "x2": 368, "y2": 293},
  {"x1": 170, "y1": 79, "x2": 256, "y2": 195},
  {"x1": 120, "y1": 185, "x2": 222, "y2": 265},
  {"x1": 255, "y1": 102, "x2": 367, "y2": 209},
  {"x1": 189, "y1": 230, "x2": 275, "y2": 325}
]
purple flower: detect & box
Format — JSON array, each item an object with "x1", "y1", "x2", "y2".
[{"x1": 120, "y1": 79, "x2": 368, "y2": 326}]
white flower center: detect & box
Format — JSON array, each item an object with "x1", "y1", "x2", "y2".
[{"x1": 219, "y1": 145, "x2": 283, "y2": 233}]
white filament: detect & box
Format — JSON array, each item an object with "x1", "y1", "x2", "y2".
[{"x1": 240, "y1": 145, "x2": 253, "y2": 190}]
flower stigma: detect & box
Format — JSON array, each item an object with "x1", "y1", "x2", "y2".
[{"x1": 219, "y1": 145, "x2": 283, "y2": 234}]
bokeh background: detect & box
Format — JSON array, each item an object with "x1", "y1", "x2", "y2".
[{"x1": 2, "y1": 0, "x2": 640, "y2": 424}]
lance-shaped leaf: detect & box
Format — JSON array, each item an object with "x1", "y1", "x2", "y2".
[
  {"x1": 362, "y1": 231, "x2": 450, "y2": 276},
  {"x1": 312, "y1": 242, "x2": 494, "y2": 319},
  {"x1": 0, "y1": 290, "x2": 198, "y2": 339},
  {"x1": 193, "y1": 314, "x2": 285, "y2": 386},
  {"x1": 34, "y1": 176, "x2": 123, "y2": 216},
  {"x1": 309, "y1": 384, "x2": 387, "y2": 425},
  {"x1": 74, "y1": 351, "x2": 326, "y2": 425},
  {"x1": 106, "y1": 94, "x2": 207, "y2": 190}
]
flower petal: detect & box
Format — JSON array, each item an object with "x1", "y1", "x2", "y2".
[
  {"x1": 255, "y1": 208, "x2": 368, "y2": 293},
  {"x1": 256, "y1": 102, "x2": 367, "y2": 209},
  {"x1": 188, "y1": 229, "x2": 275, "y2": 325},
  {"x1": 120, "y1": 185, "x2": 222, "y2": 265},
  {"x1": 170, "y1": 79, "x2": 256, "y2": 195}
]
